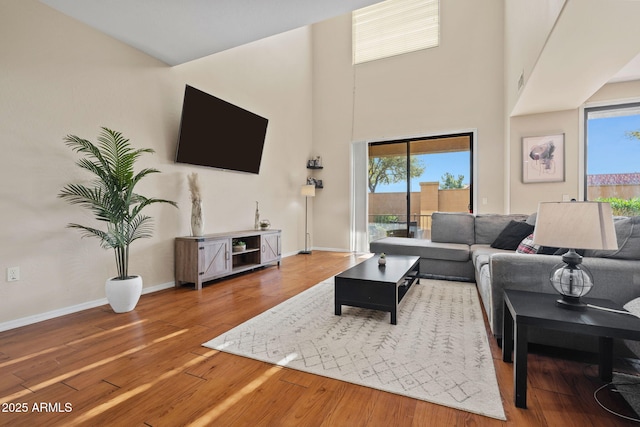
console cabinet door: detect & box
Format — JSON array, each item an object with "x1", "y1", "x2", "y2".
[
  {"x1": 261, "y1": 232, "x2": 281, "y2": 264},
  {"x1": 200, "y1": 239, "x2": 231, "y2": 281}
]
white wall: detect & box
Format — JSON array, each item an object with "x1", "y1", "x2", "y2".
[
  {"x1": 504, "y1": 0, "x2": 565, "y2": 114},
  {"x1": 509, "y1": 109, "x2": 579, "y2": 214},
  {"x1": 587, "y1": 80, "x2": 640, "y2": 106},
  {"x1": 0, "y1": 1, "x2": 313, "y2": 326},
  {"x1": 312, "y1": 1, "x2": 507, "y2": 250},
  {"x1": 170, "y1": 27, "x2": 314, "y2": 250},
  {"x1": 507, "y1": 81, "x2": 640, "y2": 214}
]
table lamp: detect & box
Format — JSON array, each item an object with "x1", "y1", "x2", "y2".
[
  {"x1": 299, "y1": 184, "x2": 316, "y2": 254},
  {"x1": 532, "y1": 201, "x2": 618, "y2": 310}
]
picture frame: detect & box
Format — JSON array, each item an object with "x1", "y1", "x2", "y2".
[{"x1": 522, "y1": 134, "x2": 565, "y2": 183}]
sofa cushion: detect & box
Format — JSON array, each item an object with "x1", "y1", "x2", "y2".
[
  {"x1": 431, "y1": 212, "x2": 475, "y2": 245},
  {"x1": 470, "y1": 244, "x2": 510, "y2": 267},
  {"x1": 370, "y1": 237, "x2": 470, "y2": 262},
  {"x1": 585, "y1": 216, "x2": 640, "y2": 260},
  {"x1": 490, "y1": 220, "x2": 534, "y2": 250},
  {"x1": 475, "y1": 214, "x2": 529, "y2": 244}
]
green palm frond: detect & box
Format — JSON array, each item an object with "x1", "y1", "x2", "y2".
[
  {"x1": 59, "y1": 127, "x2": 177, "y2": 279},
  {"x1": 127, "y1": 215, "x2": 155, "y2": 242}
]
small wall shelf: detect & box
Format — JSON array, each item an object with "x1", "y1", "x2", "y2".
[{"x1": 306, "y1": 156, "x2": 324, "y2": 188}]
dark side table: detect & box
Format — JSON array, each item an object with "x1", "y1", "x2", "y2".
[{"x1": 502, "y1": 289, "x2": 640, "y2": 409}]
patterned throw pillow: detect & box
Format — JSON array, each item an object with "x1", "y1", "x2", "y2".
[{"x1": 516, "y1": 233, "x2": 539, "y2": 254}]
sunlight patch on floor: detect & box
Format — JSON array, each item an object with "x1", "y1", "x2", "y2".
[
  {"x1": 0, "y1": 320, "x2": 148, "y2": 369},
  {"x1": 187, "y1": 356, "x2": 293, "y2": 426},
  {"x1": 71, "y1": 348, "x2": 220, "y2": 424},
  {"x1": 0, "y1": 327, "x2": 187, "y2": 405}
]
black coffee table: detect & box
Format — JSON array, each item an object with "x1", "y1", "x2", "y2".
[
  {"x1": 502, "y1": 289, "x2": 640, "y2": 409},
  {"x1": 334, "y1": 254, "x2": 420, "y2": 324}
]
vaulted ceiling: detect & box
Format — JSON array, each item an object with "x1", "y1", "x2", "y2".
[
  {"x1": 512, "y1": 0, "x2": 640, "y2": 116},
  {"x1": 39, "y1": 0, "x2": 640, "y2": 116},
  {"x1": 40, "y1": 0, "x2": 383, "y2": 66}
]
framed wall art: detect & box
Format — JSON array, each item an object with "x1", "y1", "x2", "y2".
[{"x1": 522, "y1": 134, "x2": 565, "y2": 183}]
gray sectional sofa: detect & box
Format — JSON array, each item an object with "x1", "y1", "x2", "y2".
[{"x1": 370, "y1": 211, "x2": 640, "y2": 353}]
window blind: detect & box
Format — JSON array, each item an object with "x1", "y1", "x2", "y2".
[{"x1": 353, "y1": 0, "x2": 439, "y2": 64}]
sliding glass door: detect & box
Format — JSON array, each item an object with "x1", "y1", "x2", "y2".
[{"x1": 368, "y1": 133, "x2": 472, "y2": 243}]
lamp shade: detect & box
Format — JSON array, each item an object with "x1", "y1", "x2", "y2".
[
  {"x1": 301, "y1": 184, "x2": 316, "y2": 197},
  {"x1": 532, "y1": 202, "x2": 618, "y2": 250}
]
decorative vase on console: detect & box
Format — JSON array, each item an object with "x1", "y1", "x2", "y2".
[
  {"x1": 188, "y1": 173, "x2": 204, "y2": 237},
  {"x1": 255, "y1": 201, "x2": 260, "y2": 230},
  {"x1": 191, "y1": 199, "x2": 204, "y2": 237}
]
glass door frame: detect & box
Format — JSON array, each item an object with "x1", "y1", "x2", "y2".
[{"x1": 367, "y1": 131, "x2": 475, "y2": 240}]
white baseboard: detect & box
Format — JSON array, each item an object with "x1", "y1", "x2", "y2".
[
  {"x1": 0, "y1": 281, "x2": 175, "y2": 333},
  {"x1": 311, "y1": 246, "x2": 351, "y2": 253}
]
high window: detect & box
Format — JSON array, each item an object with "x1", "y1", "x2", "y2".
[
  {"x1": 584, "y1": 102, "x2": 640, "y2": 215},
  {"x1": 353, "y1": 0, "x2": 440, "y2": 64}
]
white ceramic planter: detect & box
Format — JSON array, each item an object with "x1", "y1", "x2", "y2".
[{"x1": 105, "y1": 276, "x2": 143, "y2": 313}]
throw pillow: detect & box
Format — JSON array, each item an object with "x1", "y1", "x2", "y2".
[
  {"x1": 516, "y1": 233, "x2": 539, "y2": 254},
  {"x1": 585, "y1": 216, "x2": 640, "y2": 260},
  {"x1": 474, "y1": 214, "x2": 529, "y2": 244},
  {"x1": 491, "y1": 220, "x2": 535, "y2": 250}
]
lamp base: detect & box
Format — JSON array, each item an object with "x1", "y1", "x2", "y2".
[
  {"x1": 299, "y1": 250, "x2": 312, "y2": 255},
  {"x1": 555, "y1": 295, "x2": 587, "y2": 311}
]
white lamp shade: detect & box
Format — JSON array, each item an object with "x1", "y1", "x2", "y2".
[
  {"x1": 533, "y1": 202, "x2": 618, "y2": 250},
  {"x1": 301, "y1": 184, "x2": 316, "y2": 197}
]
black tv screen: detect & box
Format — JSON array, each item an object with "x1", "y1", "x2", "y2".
[{"x1": 175, "y1": 85, "x2": 268, "y2": 174}]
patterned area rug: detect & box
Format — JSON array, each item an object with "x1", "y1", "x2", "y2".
[{"x1": 203, "y1": 278, "x2": 506, "y2": 420}]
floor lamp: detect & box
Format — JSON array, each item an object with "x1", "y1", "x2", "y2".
[{"x1": 299, "y1": 184, "x2": 316, "y2": 254}]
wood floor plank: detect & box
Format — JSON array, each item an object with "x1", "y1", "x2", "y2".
[
  {"x1": 319, "y1": 385, "x2": 377, "y2": 427},
  {"x1": 214, "y1": 368, "x2": 305, "y2": 427},
  {"x1": 0, "y1": 251, "x2": 638, "y2": 426},
  {"x1": 412, "y1": 400, "x2": 462, "y2": 426},
  {"x1": 149, "y1": 355, "x2": 281, "y2": 425},
  {"x1": 277, "y1": 375, "x2": 348, "y2": 426},
  {"x1": 366, "y1": 390, "x2": 418, "y2": 426}
]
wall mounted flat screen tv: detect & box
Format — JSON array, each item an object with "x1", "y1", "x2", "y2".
[{"x1": 175, "y1": 85, "x2": 268, "y2": 174}]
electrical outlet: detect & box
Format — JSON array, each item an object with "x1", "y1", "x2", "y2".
[{"x1": 7, "y1": 267, "x2": 19, "y2": 282}]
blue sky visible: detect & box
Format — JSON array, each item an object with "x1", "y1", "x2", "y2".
[
  {"x1": 587, "y1": 114, "x2": 640, "y2": 175},
  {"x1": 374, "y1": 151, "x2": 470, "y2": 193},
  {"x1": 373, "y1": 113, "x2": 640, "y2": 193}
]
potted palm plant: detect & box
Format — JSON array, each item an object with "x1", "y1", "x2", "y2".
[{"x1": 59, "y1": 127, "x2": 177, "y2": 313}]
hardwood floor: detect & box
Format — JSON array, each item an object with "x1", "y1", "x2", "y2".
[{"x1": 0, "y1": 251, "x2": 638, "y2": 426}]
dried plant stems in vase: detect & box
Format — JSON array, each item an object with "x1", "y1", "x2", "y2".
[{"x1": 188, "y1": 172, "x2": 204, "y2": 236}]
